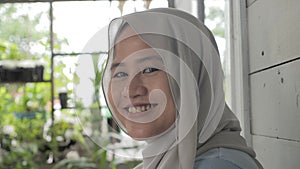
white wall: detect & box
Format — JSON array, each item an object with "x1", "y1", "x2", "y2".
[{"x1": 247, "y1": 0, "x2": 300, "y2": 168}]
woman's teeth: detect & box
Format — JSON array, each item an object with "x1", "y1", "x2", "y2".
[{"x1": 128, "y1": 104, "x2": 152, "y2": 113}]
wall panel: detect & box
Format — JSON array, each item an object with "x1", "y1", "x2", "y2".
[
  {"x1": 250, "y1": 59, "x2": 300, "y2": 141},
  {"x1": 247, "y1": 0, "x2": 300, "y2": 73},
  {"x1": 253, "y1": 135, "x2": 300, "y2": 169}
]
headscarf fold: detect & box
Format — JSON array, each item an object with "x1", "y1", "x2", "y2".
[{"x1": 102, "y1": 8, "x2": 262, "y2": 169}]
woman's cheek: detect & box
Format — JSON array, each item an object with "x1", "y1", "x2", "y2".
[
  {"x1": 108, "y1": 84, "x2": 117, "y2": 108},
  {"x1": 109, "y1": 82, "x2": 124, "y2": 114}
]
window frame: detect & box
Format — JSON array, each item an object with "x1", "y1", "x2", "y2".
[{"x1": 226, "y1": 0, "x2": 252, "y2": 146}]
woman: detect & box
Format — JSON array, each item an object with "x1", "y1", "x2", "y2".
[{"x1": 102, "y1": 8, "x2": 263, "y2": 169}]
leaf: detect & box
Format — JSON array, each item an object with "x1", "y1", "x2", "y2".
[{"x1": 0, "y1": 44, "x2": 6, "y2": 53}]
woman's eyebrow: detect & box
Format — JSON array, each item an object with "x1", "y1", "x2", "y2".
[
  {"x1": 110, "y1": 55, "x2": 162, "y2": 70},
  {"x1": 111, "y1": 62, "x2": 124, "y2": 70}
]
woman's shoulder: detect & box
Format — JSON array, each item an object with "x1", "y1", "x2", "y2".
[{"x1": 194, "y1": 148, "x2": 260, "y2": 169}]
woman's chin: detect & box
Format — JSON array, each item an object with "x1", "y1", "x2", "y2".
[
  {"x1": 127, "y1": 127, "x2": 159, "y2": 140},
  {"x1": 127, "y1": 126, "x2": 171, "y2": 141},
  {"x1": 128, "y1": 131, "x2": 153, "y2": 140}
]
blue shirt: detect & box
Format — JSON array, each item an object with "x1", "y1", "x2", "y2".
[{"x1": 194, "y1": 148, "x2": 260, "y2": 169}]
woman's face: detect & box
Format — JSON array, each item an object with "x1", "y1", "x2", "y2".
[{"x1": 107, "y1": 29, "x2": 176, "y2": 139}]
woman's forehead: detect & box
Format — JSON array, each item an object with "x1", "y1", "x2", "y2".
[
  {"x1": 114, "y1": 33, "x2": 157, "y2": 63},
  {"x1": 112, "y1": 48, "x2": 163, "y2": 68}
]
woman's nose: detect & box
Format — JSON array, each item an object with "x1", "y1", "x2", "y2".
[{"x1": 122, "y1": 74, "x2": 147, "y2": 98}]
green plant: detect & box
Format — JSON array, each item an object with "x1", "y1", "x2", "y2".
[
  {"x1": 50, "y1": 54, "x2": 118, "y2": 169},
  {"x1": 0, "y1": 113, "x2": 47, "y2": 169},
  {"x1": 0, "y1": 3, "x2": 128, "y2": 169},
  {"x1": 0, "y1": 3, "x2": 80, "y2": 169},
  {"x1": 50, "y1": 140, "x2": 116, "y2": 169},
  {"x1": 0, "y1": 37, "x2": 51, "y2": 115},
  {"x1": 0, "y1": 85, "x2": 14, "y2": 114},
  {"x1": 16, "y1": 83, "x2": 50, "y2": 113},
  {"x1": 0, "y1": 39, "x2": 30, "y2": 60},
  {"x1": 90, "y1": 54, "x2": 106, "y2": 109}
]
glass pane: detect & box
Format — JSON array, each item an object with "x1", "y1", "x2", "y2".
[
  {"x1": 149, "y1": 0, "x2": 169, "y2": 9},
  {"x1": 204, "y1": 0, "x2": 231, "y2": 106},
  {"x1": 53, "y1": 1, "x2": 121, "y2": 54},
  {"x1": 0, "y1": 3, "x2": 50, "y2": 58},
  {"x1": 0, "y1": 3, "x2": 51, "y2": 80},
  {"x1": 72, "y1": 53, "x2": 107, "y2": 108},
  {"x1": 53, "y1": 55, "x2": 79, "y2": 109}
]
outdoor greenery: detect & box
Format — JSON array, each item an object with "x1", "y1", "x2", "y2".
[
  {"x1": 0, "y1": 3, "x2": 137, "y2": 169},
  {"x1": 0, "y1": 4, "x2": 47, "y2": 60},
  {"x1": 0, "y1": 112, "x2": 47, "y2": 169},
  {"x1": 0, "y1": 2, "x2": 225, "y2": 169},
  {"x1": 206, "y1": 6, "x2": 225, "y2": 38},
  {"x1": 0, "y1": 3, "x2": 116, "y2": 169}
]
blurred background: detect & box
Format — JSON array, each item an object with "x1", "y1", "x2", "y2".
[{"x1": 0, "y1": 0, "x2": 299, "y2": 169}]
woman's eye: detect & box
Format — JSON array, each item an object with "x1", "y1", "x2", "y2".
[
  {"x1": 142, "y1": 67, "x2": 159, "y2": 74},
  {"x1": 113, "y1": 72, "x2": 128, "y2": 78}
]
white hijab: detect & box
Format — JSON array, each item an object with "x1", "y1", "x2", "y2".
[{"x1": 102, "y1": 8, "x2": 262, "y2": 169}]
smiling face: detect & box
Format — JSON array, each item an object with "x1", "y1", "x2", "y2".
[{"x1": 107, "y1": 29, "x2": 176, "y2": 139}]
